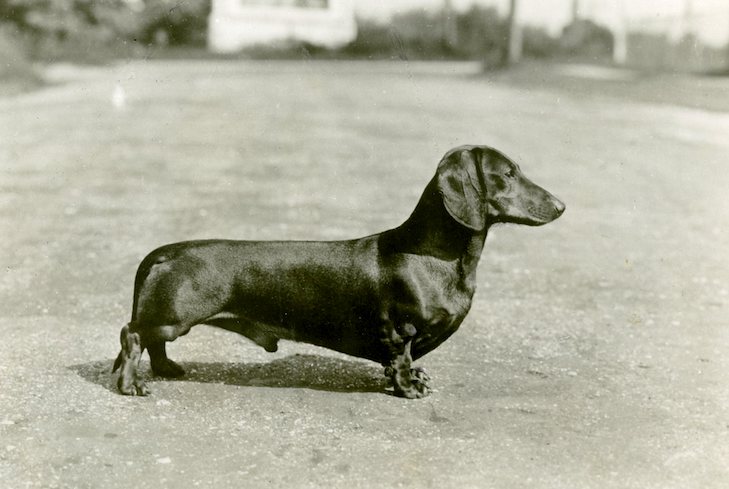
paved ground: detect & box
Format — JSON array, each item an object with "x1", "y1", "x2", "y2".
[{"x1": 1, "y1": 60, "x2": 728, "y2": 489}]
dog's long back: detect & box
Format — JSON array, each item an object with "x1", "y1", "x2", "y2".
[{"x1": 113, "y1": 145, "x2": 564, "y2": 398}]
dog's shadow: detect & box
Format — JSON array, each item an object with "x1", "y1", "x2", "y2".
[{"x1": 70, "y1": 354, "x2": 388, "y2": 395}]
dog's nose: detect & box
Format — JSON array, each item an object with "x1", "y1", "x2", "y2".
[{"x1": 553, "y1": 198, "x2": 566, "y2": 216}]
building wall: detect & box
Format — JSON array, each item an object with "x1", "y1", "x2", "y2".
[{"x1": 208, "y1": 0, "x2": 357, "y2": 52}]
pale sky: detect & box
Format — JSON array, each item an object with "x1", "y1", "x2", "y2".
[{"x1": 355, "y1": 0, "x2": 729, "y2": 46}]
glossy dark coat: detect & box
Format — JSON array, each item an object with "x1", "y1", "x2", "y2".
[{"x1": 113, "y1": 145, "x2": 565, "y2": 398}]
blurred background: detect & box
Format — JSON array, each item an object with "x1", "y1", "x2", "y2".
[{"x1": 2, "y1": 0, "x2": 729, "y2": 81}]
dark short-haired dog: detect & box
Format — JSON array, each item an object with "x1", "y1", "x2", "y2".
[{"x1": 113, "y1": 145, "x2": 565, "y2": 398}]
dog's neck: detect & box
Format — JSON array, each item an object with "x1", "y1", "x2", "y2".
[{"x1": 385, "y1": 177, "x2": 488, "y2": 280}]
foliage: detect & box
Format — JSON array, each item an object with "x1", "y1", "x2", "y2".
[
  {"x1": 136, "y1": 0, "x2": 210, "y2": 46},
  {"x1": 0, "y1": 23, "x2": 41, "y2": 87},
  {"x1": 522, "y1": 25, "x2": 559, "y2": 59},
  {"x1": 342, "y1": 6, "x2": 510, "y2": 62},
  {"x1": 341, "y1": 6, "x2": 558, "y2": 64},
  {"x1": 0, "y1": 0, "x2": 138, "y2": 40},
  {"x1": 560, "y1": 19, "x2": 614, "y2": 59},
  {"x1": 451, "y1": 5, "x2": 508, "y2": 61},
  {"x1": 0, "y1": 0, "x2": 210, "y2": 61},
  {"x1": 340, "y1": 19, "x2": 404, "y2": 60},
  {"x1": 0, "y1": 0, "x2": 138, "y2": 61}
]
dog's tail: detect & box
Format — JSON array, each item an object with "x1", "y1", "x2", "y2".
[{"x1": 111, "y1": 350, "x2": 123, "y2": 373}]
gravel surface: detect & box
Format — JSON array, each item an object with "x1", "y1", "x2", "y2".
[{"x1": 1, "y1": 60, "x2": 728, "y2": 489}]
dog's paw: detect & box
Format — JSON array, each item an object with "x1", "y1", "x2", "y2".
[
  {"x1": 134, "y1": 381, "x2": 151, "y2": 397},
  {"x1": 394, "y1": 368, "x2": 432, "y2": 399},
  {"x1": 410, "y1": 366, "x2": 430, "y2": 385},
  {"x1": 117, "y1": 377, "x2": 151, "y2": 397},
  {"x1": 395, "y1": 380, "x2": 432, "y2": 399},
  {"x1": 385, "y1": 365, "x2": 432, "y2": 398}
]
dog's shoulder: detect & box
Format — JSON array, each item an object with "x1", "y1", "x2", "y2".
[{"x1": 383, "y1": 252, "x2": 473, "y2": 324}]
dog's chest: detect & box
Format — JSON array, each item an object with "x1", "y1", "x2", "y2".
[
  {"x1": 394, "y1": 257, "x2": 476, "y2": 361},
  {"x1": 390, "y1": 254, "x2": 475, "y2": 327}
]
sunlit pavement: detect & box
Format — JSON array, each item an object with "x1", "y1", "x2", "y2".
[{"x1": 1, "y1": 60, "x2": 728, "y2": 489}]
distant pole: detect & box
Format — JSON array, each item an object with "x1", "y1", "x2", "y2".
[
  {"x1": 613, "y1": 0, "x2": 628, "y2": 64},
  {"x1": 571, "y1": 0, "x2": 579, "y2": 23},
  {"x1": 504, "y1": 0, "x2": 521, "y2": 65},
  {"x1": 681, "y1": 0, "x2": 695, "y2": 70},
  {"x1": 682, "y1": 0, "x2": 693, "y2": 37},
  {"x1": 727, "y1": 4, "x2": 729, "y2": 68}
]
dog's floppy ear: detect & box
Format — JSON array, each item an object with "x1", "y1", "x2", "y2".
[{"x1": 436, "y1": 148, "x2": 487, "y2": 231}]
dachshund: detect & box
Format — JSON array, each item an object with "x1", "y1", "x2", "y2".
[{"x1": 113, "y1": 145, "x2": 565, "y2": 398}]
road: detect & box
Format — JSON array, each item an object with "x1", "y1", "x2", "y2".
[{"x1": 1, "y1": 60, "x2": 728, "y2": 488}]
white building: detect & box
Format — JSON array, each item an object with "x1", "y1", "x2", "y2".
[{"x1": 208, "y1": 0, "x2": 357, "y2": 53}]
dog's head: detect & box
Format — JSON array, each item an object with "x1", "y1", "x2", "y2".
[{"x1": 437, "y1": 145, "x2": 565, "y2": 231}]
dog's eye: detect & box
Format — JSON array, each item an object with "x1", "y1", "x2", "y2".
[{"x1": 505, "y1": 169, "x2": 515, "y2": 178}]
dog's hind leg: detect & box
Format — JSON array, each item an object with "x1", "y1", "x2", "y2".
[
  {"x1": 147, "y1": 341, "x2": 185, "y2": 378},
  {"x1": 114, "y1": 323, "x2": 150, "y2": 396},
  {"x1": 144, "y1": 323, "x2": 196, "y2": 378}
]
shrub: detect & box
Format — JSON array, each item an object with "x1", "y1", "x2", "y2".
[
  {"x1": 340, "y1": 19, "x2": 399, "y2": 59},
  {"x1": 0, "y1": 0, "x2": 141, "y2": 62},
  {"x1": 522, "y1": 25, "x2": 559, "y2": 59},
  {"x1": 560, "y1": 19, "x2": 613, "y2": 59},
  {"x1": 452, "y1": 5, "x2": 507, "y2": 61},
  {"x1": 342, "y1": 6, "x2": 510, "y2": 62},
  {"x1": 0, "y1": 25, "x2": 41, "y2": 87},
  {"x1": 137, "y1": 0, "x2": 210, "y2": 47}
]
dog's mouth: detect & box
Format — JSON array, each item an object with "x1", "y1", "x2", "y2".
[
  {"x1": 526, "y1": 200, "x2": 565, "y2": 224},
  {"x1": 501, "y1": 200, "x2": 565, "y2": 226}
]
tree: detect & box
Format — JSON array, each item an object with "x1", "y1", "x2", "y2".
[
  {"x1": 136, "y1": 0, "x2": 210, "y2": 46},
  {"x1": 0, "y1": 0, "x2": 137, "y2": 41}
]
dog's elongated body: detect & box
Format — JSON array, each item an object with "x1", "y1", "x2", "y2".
[{"x1": 113, "y1": 145, "x2": 565, "y2": 398}]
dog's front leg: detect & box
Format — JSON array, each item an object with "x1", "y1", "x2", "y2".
[{"x1": 382, "y1": 322, "x2": 431, "y2": 399}]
